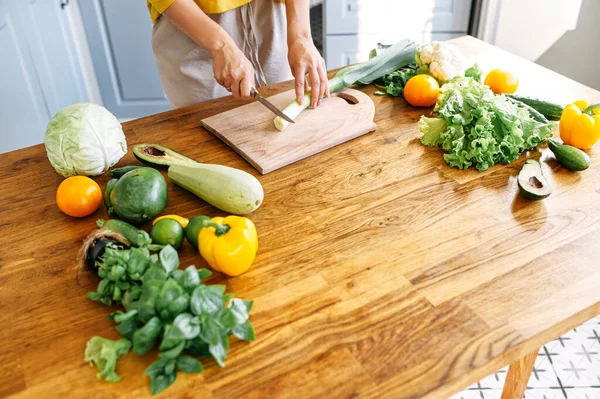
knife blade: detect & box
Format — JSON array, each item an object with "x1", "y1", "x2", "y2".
[{"x1": 251, "y1": 88, "x2": 295, "y2": 124}]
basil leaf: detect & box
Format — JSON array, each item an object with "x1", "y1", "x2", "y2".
[
  {"x1": 156, "y1": 279, "x2": 185, "y2": 319},
  {"x1": 209, "y1": 334, "x2": 230, "y2": 367},
  {"x1": 166, "y1": 294, "x2": 189, "y2": 320},
  {"x1": 190, "y1": 285, "x2": 226, "y2": 316},
  {"x1": 175, "y1": 356, "x2": 203, "y2": 373},
  {"x1": 115, "y1": 318, "x2": 139, "y2": 341},
  {"x1": 122, "y1": 285, "x2": 142, "y2": 311},
  {"x1": 197, "y1": 268, "x2": 212, "y2": 282},
  {"x1": 133, "y1": 316, "x2": 162, "y2": 355},
  {"x1": 127, "y1": 247, "x2": 150, "y2": 280},
  {"x1": 146, "y1": 359, "x2": 177, "y2": 396},
  {"x1": 215, "y1": 308, "x2": 237, "y2": 330},
  {"x1": 109, "y1": 309, "x2": 138, "y2": 324},
  {"x1": 228, "y1": 299, "x2": 253, "y2": 325},
  {"x1": 170, "y1": 269, "x2": 184, "y2": 283},
  {"x1": 136, "y1": 282, "x2": 162, "y2": 323},
  {"x1": 142, "y1": 262, "x2": 168, "y2": 283},
  {"x1": 173, "y1": 313, "x2": 200, "y2": 339},
  {"x1": 159, "y1": 341, "x2": 185, "y2": 360},
  {"x1": 184, "y1": 338, "x2": 210, "y2": 357},
  {"x1": 144, "y1": 358, "x2": 169, "y2": 377},
  {"x1": 232, "y1": 321, "x2": 255, "y2": 342},
  {"x1": 160, "y1": 323, "x2": 185, "y2": 351},
  {"x1": 180, "y1": 266, "x2": 201, "y2": 294},
  {"x1": 87, "y1": 291, "x2": 101, "y2": 301},
  {"x1": 108, "y1": 265, "x2": 126, "y2": 281},
  {"x1": 159, "y1": 245, "x2": 179, "y2": 273},
  {"x1": 198, "y1": 317, "x2": 221, "y2": 346}
]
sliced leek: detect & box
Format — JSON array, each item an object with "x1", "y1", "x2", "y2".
[{"x1": 274, "y1": 39, "x2": 418, "y2": 131}]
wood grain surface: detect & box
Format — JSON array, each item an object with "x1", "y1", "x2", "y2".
[
  {"x1": 201, "y1": 88, "x2": 376, "y2": 174},
  {"x1": 501, "y1": 349, "x2": 539, "y2": 399},
  {"x1": 1, "y1": 36, "x2": 600, "y2": 399}
]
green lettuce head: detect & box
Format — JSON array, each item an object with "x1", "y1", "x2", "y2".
[{"x1": 44, "y1": 102, "x2": 127, "y2": 177}]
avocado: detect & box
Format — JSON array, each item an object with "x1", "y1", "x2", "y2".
[
  {"x1": 518, "y1": 159, "x2": 552, "y2": 201},
  {"x1": 132, "y1": 143, "x2": 199, "y2": 169}
]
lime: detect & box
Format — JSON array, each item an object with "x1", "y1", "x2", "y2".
[
  {"x1": 185, "y1": 216, "x2": 211, "y2": 249},
  {"x1": 150, "y1": 218, "x2": 185, "y2": 250}
]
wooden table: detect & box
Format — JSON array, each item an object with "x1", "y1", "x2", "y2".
[{"x1": 1, "y1": 36, "x2": 600, "y2": 399}]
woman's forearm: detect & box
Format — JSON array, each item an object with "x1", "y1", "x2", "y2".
[
  {"x1": 162, "y1": 0, "x2": 232, "y2": 54},
  {"x1": 285, "y1": 0, "x2": 312, "y2": 45}
]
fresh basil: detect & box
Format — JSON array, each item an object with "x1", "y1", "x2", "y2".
[
  {"x1": 133, "y1": 317, "x2": 162, "y2": 355},
  {"x1": 175, "y1": 356, "x2": 203, "y2": 373}
]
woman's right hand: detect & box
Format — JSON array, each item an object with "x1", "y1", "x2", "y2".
[{"x1": 211, "y1": 41, "x2": 255, "y2": 100}]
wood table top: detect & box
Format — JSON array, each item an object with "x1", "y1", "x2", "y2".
[{"x1": 1, "y1": 36, "x2": 600, "y2": 399}]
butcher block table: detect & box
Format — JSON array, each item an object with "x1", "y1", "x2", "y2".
[{"x1": 1, "y1": 36, "x2": 600, "y2": 399}]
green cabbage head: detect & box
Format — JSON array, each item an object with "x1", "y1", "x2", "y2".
[{"x1": 44, "y1": 103, "x2": 127, "y2": 177}]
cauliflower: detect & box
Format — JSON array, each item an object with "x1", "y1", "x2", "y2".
[{"x1": 416, "y1": 41, "x2": 465, "y2": 82}]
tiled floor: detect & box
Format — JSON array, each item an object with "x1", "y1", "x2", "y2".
[{"x1": 448, "y1": 315, "x2": 600, "y2": 399}]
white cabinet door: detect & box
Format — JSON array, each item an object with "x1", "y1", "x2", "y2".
[
  {"x1": 326, "y1": 0, "x2": 472, "y2": 35},
  {"x1": 0, "y1": 0, "x2": 50, "y2": 153},
  {"x1": 325, "y1": 32, "x2": 464, "y2": 69},
  {"x1": 18, "y1": 0, "x2": 86, "y2": 116}
]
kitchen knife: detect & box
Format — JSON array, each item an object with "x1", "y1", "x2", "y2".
[{"x1": 251, "y1": 88, "x2": 295, "y2": 124}]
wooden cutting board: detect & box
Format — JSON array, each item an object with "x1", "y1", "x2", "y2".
[{"x1": 200, "y1": 88, "x2": 376, "y2": 174}]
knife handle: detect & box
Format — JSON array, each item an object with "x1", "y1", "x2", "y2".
[{"x1": 251, "y1": 87, "x2": 259, "y2": 99}]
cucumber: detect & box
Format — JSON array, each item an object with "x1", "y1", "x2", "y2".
[
  {"x1": 111, "y1": 165, "x2": 142, "y2": 178},
  {"x1": 168, "y1": 164, "x2": 264, "y2": 215},
  {"x1": 97, "y1": 219, "x2": 152, "y2": 247},
  {"x1": 506, "y1": 97, "x2": 548, "y2": 123},
  {"x1": 506, "y1": 95, "x2": 564, "y2": 121},
  {"x1": 548, "y1": 139, "x2": 590, "y2": 171},
  {"x1": 104, "y1": 179, "x2": 118, "y2": 216}
]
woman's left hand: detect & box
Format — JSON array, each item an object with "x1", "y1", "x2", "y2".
[{"x1": 288, "y1": 39, "x2": 329, "y2": 108}]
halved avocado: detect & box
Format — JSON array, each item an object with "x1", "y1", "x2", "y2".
[
  {"x1": 518, "y1": 159, "x2": 552, "y2": 201},
  {"x1": 132, "y1": 143, "x2": 199, "y2": 169}
]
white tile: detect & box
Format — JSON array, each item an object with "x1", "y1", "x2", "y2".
[
  {"x1": 523, "y1": 388, "x2": 565, "y2": 399},
  {"x1": 527, "y1": 351, "x2": 560, "y2": 389},
  {"x1": 485, "y1": 366, "x2": 509, "y2": 389},
  {"x1": 561, "y1": 387, "x2": 600, "y2": 399}
]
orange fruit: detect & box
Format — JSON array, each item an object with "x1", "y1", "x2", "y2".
[
  {"x1": 403, "y1": 75, "x2": 440, "y2": 107},
  {"x1": 484, "y1": 68, "x2": 519, "y2": 94},
  {"x1": 56, "y1": 176, "x2": 102, "y2": 217}
]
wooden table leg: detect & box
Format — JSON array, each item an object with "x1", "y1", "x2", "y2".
[{"x1": 501, "y1": 348, "x2": 539, "y2": 399}]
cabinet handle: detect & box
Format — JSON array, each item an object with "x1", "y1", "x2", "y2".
[{"x1": 60, "y1": 0, "x2": 69, "y2": 9}]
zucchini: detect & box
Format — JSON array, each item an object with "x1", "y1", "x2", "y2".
[
  {"x1": 168, "y1": 164, "x2": 264, "y2": 215},
  {"x1": 97, "y1": 219, "x2": 152, "y2": 247},
  {"x1": 506, "y1": 95, "x2": 564, "y2": 121},
  {"x1": 103, "y1": 179, "x2": 118, "y2": 216},
  {"x1": 111, "y1": 165, "x2": 142, "y2": 178},
  {"x1": 548, "y1": 139, "x2": 590, "y2": 171}
]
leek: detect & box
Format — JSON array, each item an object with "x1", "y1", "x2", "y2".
[{"x1": 274, "y1": 38, "x2": 418, "y2": 131}]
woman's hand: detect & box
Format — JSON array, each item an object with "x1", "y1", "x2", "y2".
[
  {"x1": 211, "y1": 41, "x2": 256, "y2": 100},
  {"x1": 288, "y1": 39, "x2": 329, "y2": 107}
]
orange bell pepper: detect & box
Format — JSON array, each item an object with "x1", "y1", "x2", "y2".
[{"x1": 559, "y1": 100, "x2": 600, "y2": 149}]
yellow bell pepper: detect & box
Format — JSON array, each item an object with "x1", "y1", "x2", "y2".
[
  {"x1": 559, "y1": 101, "x2": 600, "y2": 149},
  {"x1": 198, "y1": 216, "x2": 258, "y2": 277}
]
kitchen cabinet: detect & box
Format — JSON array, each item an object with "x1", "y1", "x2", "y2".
[
  {"x1": 325, "y1": 0, "x2": 473, "y2": 68},
  {"x1": 0, "y1": 0, "x2": 86, "y2": 153},
  {"x1": 78, "y1": 0, "x2": 171, "y2": 119}
]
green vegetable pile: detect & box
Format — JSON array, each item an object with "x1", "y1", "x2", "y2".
[
  {"x1": 85, "y1": 239, "x2": 255, "y2": 395},
  {"x1": 418, "y1": 77, "x2": 555, "y2": 171}
]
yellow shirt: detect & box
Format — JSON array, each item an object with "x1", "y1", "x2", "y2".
[{"x1": 148, "y1": 0, "x2": 275, "y2": 23}]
